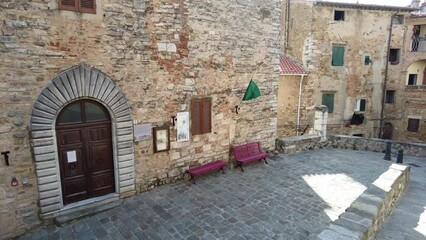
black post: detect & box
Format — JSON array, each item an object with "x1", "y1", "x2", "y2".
[
  {"x1": 397, "y1": 149, "x2": 404, "y2": 164},
  {"x1": 384, "y1": 141, "x2": 391, "y2": 161}
]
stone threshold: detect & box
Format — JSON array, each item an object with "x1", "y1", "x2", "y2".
[
  {"x1": 41, "y1": 193, "x2": 122, "y2": 226},
  {"x1": 317, "y1": 164, "x2": 410, "y2": 240}
]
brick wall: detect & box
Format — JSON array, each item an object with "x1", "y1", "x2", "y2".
[{"x1": 0, "y1": 0, "x2": 281, "y2": 238}]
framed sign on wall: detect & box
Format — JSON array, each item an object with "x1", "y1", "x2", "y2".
[{"x1": 153, "y1": 126, "x2": 170, "y2": 153}]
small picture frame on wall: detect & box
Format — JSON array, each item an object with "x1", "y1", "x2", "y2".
[{"x1": 153, "y1": 126, "x2": 170, "y2": 153}]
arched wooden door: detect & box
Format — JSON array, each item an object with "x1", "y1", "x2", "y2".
[
  {"x1": 56, "y1": 100, "x2": 115, "y2": 205},
  {"x1": 382, "y1": 122, "x2": 393, "y2": 140}
]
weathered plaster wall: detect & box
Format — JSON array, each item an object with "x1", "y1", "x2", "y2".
[
  {"x1": 0, "y1": 0, "x2": 281, "y2": 238},
  {"x1": 277, "y1": 75, "x2": 311, "y2": 137},
  {"x1": 280, "y1": 1, "x2": 409, "y2": 138},
  {"x1": 383, "y1": 15, "x2": 426, "y2": 143}
]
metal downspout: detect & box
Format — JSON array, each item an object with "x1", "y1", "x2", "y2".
[{"x1": 379, "y1": 12, "x2": 397, "y2": 138}]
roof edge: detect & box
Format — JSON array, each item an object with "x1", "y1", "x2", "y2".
[{"x1": 314, "y1": 1, "x2": 417, "y2": 12}]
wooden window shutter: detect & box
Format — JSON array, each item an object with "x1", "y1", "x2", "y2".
[
  {"x1": 332, "y1": 46, "x2": 344, "y2": 66},
  {"x1": 191, "y1": 100, "x2": 202, "y2": 135},
  {"x1": 322, "y1": 93, "x2": 334, "y2": 113},
  {"x1": 59, "y1": 0, "x2": 78, "y2": 11},
  {"x1": 201, "y1": 99, "x2": 211, "y2": 134},
  {"x1": 80, "y1": 0, "x2": 96, "y2": 13}
]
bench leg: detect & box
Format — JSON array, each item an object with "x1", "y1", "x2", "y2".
[
  {"x1": 218, "y1": 167, "x2": 225, "y2": 174},
  {"x1": 187, "y1": 173, "x2": 196, "y2": 184},
  {"x1": 235, "y1": 162, "x2": 244, "y2": 171},
  {"x1": 263, "y1": 158, "x2": 268, "y2": 164}
]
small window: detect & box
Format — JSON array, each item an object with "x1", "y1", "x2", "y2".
[
  {"x1": 191, "y1": 98, "x2": 212, "y2": 135},
  {"x1": 407, "y1": 118, "x2": 420, "y2": 132},
  {"x1": 385, "y1": 90, "x2": 395, "y2": 103},
  {"x1": 332, "y1": 46, "x2": 345, "y2": 66},
  {"x1": 364, "y1": 56, "x2": 371, "y2": 65},
  {"x1": 334, "y1": 10, "x2": 345, "y2": 21},
  {"x1": 355, "y1": 99, "x2": 366, "y2": 112},
  {"x1": 59, "y1": 0, "x2": 96, "y2": 14},
  {"x1": 322, "y1": 93, "x2": 335, "y2": 113},
  {"x1": 389, "y1": 48, "x2": 400, "y2": 63},
  {"x1": 392, "y1": 15, "x2": 404, "y2": 24},
  {"x1": 408, "y1": 74, "x2": 417, "y2": 85}
]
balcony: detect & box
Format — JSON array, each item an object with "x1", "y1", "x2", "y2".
[{"x1": 411, "y1": 36, "x2": 426, "y2": 52}]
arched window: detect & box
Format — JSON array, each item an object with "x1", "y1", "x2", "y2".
[{"x1": 57, "y1": 100, "x2": 109, "y2": 125}]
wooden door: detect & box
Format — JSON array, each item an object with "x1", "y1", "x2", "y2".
[
  {"x1": 56, "y1": 100, "x2": 114, "y2": 205},
  {"x1": 382, "y1": 122, "x2": 393, "y2": 140}
]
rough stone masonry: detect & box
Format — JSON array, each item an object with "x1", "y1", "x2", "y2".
[{"x1": 0, "y1": 0, "x2": 282, "y2": 238}]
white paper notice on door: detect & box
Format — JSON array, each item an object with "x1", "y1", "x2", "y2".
[{"x1": 67, "y1": 151, "x2": 77, "y2": 163}]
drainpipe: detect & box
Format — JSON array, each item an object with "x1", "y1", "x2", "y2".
[
  {"x1": 296, "y1": 75, "x2": 305, "y2": 135},
  {"x1": 379, "y1": 12, "x2": 398, "y2": 139}
]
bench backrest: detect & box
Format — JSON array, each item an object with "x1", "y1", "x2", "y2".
[
  {"x1": 233, "y1": 142, "x2": 263, "y2": 160},
  {"x1": 246, "y1": 142, "x2": 262, "y2": 155}
]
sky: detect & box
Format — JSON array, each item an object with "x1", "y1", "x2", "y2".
[{"x1": 322, "y1": 0, "x2": 414, "y2": 7}]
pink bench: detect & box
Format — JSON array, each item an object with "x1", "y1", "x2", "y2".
[
  {"x1": 233, "y1": 142, "x2": 269, "y2": 171},
  {"x1": 185, "y1": 160, "x2": 227, "y2": 184}
]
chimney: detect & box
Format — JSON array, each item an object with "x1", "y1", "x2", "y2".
[{"x1": 411, "y1": 0, "x2": 420, "y2": 8}]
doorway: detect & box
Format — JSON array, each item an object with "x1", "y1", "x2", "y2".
[
  {"x1": 382, "y1": 122, "x2": 393, "y2": 140},
  {"x1": 56, "y1": 100, "x2": 115, "y2": 204}
]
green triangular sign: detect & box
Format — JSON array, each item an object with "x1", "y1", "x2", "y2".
[{"x1": 242, "y1": 80, "x2": 261, "y2": 101}]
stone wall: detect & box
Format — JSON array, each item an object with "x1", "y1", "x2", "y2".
[
  {"x1": 276, "y1": 134, "x2": 426, "y2": 157},
  {"x1": 318, "y1": 164, "x2": 410, "y2": 240},
  {"x1": 279, "y1": 1, "x2": 412, "y2": 139},
  {"x1": 382, "y1": 15, "x2": 426, "y2": 143},
  {"x1": 0, "y1": 0, "x2": 281, "y2": 238}
]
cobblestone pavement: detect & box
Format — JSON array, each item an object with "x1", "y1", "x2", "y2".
[
  {"x1": 375, "y1": 154, "x2": 426, "y2": 240},
  {"x1": 20, "y1": 149, "x2": 395, "y2": 240}
]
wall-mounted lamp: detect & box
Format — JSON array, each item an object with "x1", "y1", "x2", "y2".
[
  {"x1": 1, "y1": 151, "x2": 10, "y2": 166},
  {"x1": 235, "y1": 105, "x2": 241, "y2": 114},
  {"x1": 170, "y1": 116, "x2": 177, "y2": 126}
]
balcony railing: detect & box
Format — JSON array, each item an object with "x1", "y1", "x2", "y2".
[{"x1": 411, "y1": 36, "x2": 426, "y2": 52}]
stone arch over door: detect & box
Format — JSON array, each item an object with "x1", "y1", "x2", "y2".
[{"x1": 30, "y1": 65, "x2": 135, "y2": 217}]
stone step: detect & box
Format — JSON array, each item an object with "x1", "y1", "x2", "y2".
[
  {"x1": 54, "y1": 195, "x2": 122, "y2": 226},
  {"x1": 317, "y1": 164, "x2": 410, "y2": 240}
]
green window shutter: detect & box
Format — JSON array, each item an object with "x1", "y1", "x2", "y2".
[
  {"x1": 332, "y1": 46, "x2": 344, "y2": 66},
  {"x1": 322, "y1": 94, "x2": 334, "y2": 113}
]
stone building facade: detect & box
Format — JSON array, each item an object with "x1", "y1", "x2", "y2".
[
  {"x1": 279, "y1": 0, "x2": 415, "y2": 138},
  {"x1": 384, "y1": 7, "x2": 426, "y2": 143},
  {"x1": 0, "y1": 0, "x2": 281, "y2": 238}
]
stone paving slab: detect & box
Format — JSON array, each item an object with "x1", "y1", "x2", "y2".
[{"x1": 19, "y1": 149, "x2": 396, "y2": 240}]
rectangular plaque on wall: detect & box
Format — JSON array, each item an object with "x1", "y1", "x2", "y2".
[{"x1": 134, "y1": 123, "x2": 152, "y2": 141}]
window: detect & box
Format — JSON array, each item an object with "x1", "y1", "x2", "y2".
[
  {"x1": 59, "y1": 0, "x2": 96, "y2": 14},
  {"x1": 392, "y1": 15, "x2": 404, "y2": 24},
  {"x1": 385, "y1": 90, "x2": 395, "y2": 103},
  {"x1": 407, "y1": 118, "x2": 420, "y2": 132},
  {"x1": 191, "y1": 98, "x2": 212, "y2": 135},
  {"x1": 334, "y1": 10, "x2": 345, "y2": 21},
  {"x1": 408, "y1": 74, "x2": 417, "y2": 85},
  {"x1": 355, "y1": 99, "x2": 366, "y2": 112},
  {"x1": 332, "y1": 46, "x2": 345, "y2": 66},
  {"x1": 322, "y1": 93, "x2": 334, "y2": 113},
  {"x1": 389, "y1": 48, "x2": 400, "y2": 63}
]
